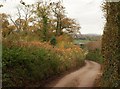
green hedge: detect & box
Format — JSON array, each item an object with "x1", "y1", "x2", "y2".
[
  {"x1": 85, "y1": 49, "x2": 104, "y2": 64},
  {"x1": 2, "y1": 45, "x2": 62, "y2": 86}
]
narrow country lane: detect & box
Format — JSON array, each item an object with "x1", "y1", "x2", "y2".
[{"x1": 47, "y1": 60, "x2": 101, "y2": 87}]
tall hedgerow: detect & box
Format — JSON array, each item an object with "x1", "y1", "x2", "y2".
[{"x1": 101, "y1": 2, "x2": 120, "y2": 87}]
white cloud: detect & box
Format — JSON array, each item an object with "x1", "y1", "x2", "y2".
[{"x1": 63, "y1": 0, "x2": 105, "y2": 35}]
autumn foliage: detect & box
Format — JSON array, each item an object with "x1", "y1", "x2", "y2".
[{"x1": 2, "y1": 40, "x2": 85, "y2": 87}]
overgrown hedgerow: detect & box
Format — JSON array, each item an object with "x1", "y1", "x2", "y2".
[{"x1": 2, "y1": 40, "x2": 85, "y2": 87}]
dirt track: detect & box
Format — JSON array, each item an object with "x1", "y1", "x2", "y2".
[{"x1": 47, "y1": 60, "x2": 101, "y2": 87}]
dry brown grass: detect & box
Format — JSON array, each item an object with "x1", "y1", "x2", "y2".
[{"x1": 86, "y1": 40, "x2": 101, "y2": 50}]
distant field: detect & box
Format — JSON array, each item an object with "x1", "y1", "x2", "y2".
[
  {"x1": 74, "y1": 39, "x2": 101, "y2": 50},
  {"x1": 73, "y1": 39, "x2": 91, "y2": 44}
]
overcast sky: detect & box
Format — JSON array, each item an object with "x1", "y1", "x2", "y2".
[{"x1": 0, "y1": 0, "x2": 105, "y2": 35}]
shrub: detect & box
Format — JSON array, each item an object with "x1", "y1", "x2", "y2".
[
  {"x1": 50, "y1": 36, "x2": 57, "y2": 47},
  {"x1": 2, "y1": 40, "x2": 85, "y2": 87},
  {"x1": 85, "y1": 49, "x2": 104, "y2": 64},
  {"x1": 2, "y1": 43, "x2": 62, "y2": 86}
]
